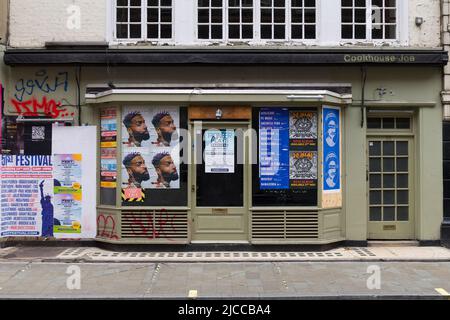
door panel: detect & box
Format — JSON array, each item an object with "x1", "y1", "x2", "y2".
[
  {"x1": 192, "y1": 124, "x2": 248, "y2": 242},
  {"x1": 367, "y1": 138, "x2": 414, "y2": 239},
  {"x1": 196, "y1": 129, "x2": 244, "y2": 207}
]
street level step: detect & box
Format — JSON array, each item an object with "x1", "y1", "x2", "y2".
[{"x1": 368, "y1": 241, "x2": 419, "y2": 247}]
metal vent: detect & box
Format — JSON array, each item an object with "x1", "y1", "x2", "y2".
[
  {"x1": 251, "y1": 211, "x2": 319, "y2": 240},
  {"x1": 121, "y1": 210, "x2": 188, "y2": 241}
]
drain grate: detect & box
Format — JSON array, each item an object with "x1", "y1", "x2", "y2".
[
  {"x1": 55, "y1": 247, "x2": 378, "y2": 261},
  {"x1": 352, "y1": 248, "x2": 376, "y2": 257}
]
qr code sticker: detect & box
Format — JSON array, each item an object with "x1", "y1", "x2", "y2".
[{"x1": 32, "y1": 126, "x2": 46, "y2": 140}]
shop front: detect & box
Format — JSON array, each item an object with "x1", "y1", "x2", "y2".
[
  {"x1": 90, "y1": 89, "x2": 349, "y2": 244},
  {"x1": 2, "y1": 48, "x2": 447, "y2": 245}
]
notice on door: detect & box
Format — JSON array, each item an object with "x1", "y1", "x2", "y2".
[{"x1": 204, "y1": 130, "x2": 235, "y2": 174}]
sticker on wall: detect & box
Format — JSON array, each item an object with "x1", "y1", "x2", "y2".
[
  {"x1": 204, "y1": 129, "x2": 235, "y2": 174},
  {"x1": 322, "y1": 106, "x2": 342, "y2": 208}
]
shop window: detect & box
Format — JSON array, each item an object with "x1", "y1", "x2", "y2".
[
  {"x1": 341, "y1": 0, "x2": 397, "y2": 41},
  {"x1": 115, "y1": 0, "x2": 173, "y2": 40},
  {"x1": 121, "y1": 106, "x2": 188, "y2": 207},
  {"x1": 252, "y1": 107, "x2": 318, "y2": 207}
]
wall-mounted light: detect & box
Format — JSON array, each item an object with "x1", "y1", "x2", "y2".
[
  {"x1": 415, "y1": 17, "x2": 423, "y2": 27},
  {"x1": 216, "y1": 108, "x2": 223, "y2": 119}
]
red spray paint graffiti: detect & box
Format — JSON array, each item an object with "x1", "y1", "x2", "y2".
[
  {"x1": 11, "y1": 97, "x2": 74, "y2": 119},
  {"x1": 130, "y1": 209, "x2": 177, "y2": 241},
  {"x1": 97, "y1": 214, "x2": 120, "y2": 240}
]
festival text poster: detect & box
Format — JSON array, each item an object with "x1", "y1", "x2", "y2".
[
  {"x1": 52, "y1": 126, "x2": 97, "y2": 239},
  {"x1": 322, "y1": 106, "x2": 342, "y2": 208},
  {"x1": 53, "y1": 154, "x2": 82, "y2": 234},
  {"x1": 0, "y1": 155, "x2": 53, "y2": 237},
  {"x1": 259, "y1": 108, "x2": 318, "y2": 190}
]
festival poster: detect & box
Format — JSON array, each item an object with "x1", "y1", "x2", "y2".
[
  {"x1": 204, "y1": 129, "x2": 235, "y2": 174},
  {"x1": 100, "y1": 108, "x2": 118, "y2": 148},
  {"x1": 259, "y1": 108, "x2": 290, "y2": 189},
  {"x1": 100, "y1": 158, "x2": 117, "y2": 189},
  {"x1": 322, "y1": 106, "x2": 342, "y2": 208},
  {"x1": 53, "y1": 154, "x2": 82, "y2": 234},
  {"x1": 121, "y1": 107, "x2": 180, "y2": 202},
  {"x1": 259, "y1": 108, "x2": 318, "y2": 190},
  {"x1": 0, "y1": 155, "x2": 53, "y2": 237},
  {"x1": 52, "y1": 126, "x2": 97, "y2": 239},
  {"x1": 289, "y1": 151, "x2": 318, "y2": 188},
  {"x1": 289, "y1": 111, "x2": 318, "y2": 149},
  {"x1": 100, "y1": 108, "x2": 118, "y2": 188}
]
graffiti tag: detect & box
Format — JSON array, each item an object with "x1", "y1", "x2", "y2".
[
  {"x1": 130, "y1": 209, "x2": 177, "y2": 241},
  {"x1": 14, "y1": 70, "x2": 69, "y2": 102},
  {"x1": 97, "y1": 214, "x2": 120, "y2": 240},
  {"x1": 11, "y1": 97, "x2": 74, "y2": 119}
]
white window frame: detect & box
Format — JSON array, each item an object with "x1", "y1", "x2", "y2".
[
  {"x1": 109, "y1": 0, "x2": 408, "y2": 46},
  {"x1": 195, "y1": 0, "x2": 319, "y2": 45},
  {"x1": 111, "y1": 0, "x2": 175, "y2": 44},
  {"x1": 338, "y1": 0, "x2": 408, "y2": 45}
]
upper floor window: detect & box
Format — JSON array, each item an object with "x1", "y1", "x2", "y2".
[
  {"x1": 112, "y1": 0, "x2": 406, "y2": 45},
  {"x1": 341, "y1": 0, "x2": 397, "y2": 41},
  {"x1": 197, "y1": 0, "x2": 316, "y2": 41},
  {"x1": 115, "y1": 0, "x2": 173, "y2": 40}
]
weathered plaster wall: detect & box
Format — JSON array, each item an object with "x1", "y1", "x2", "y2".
[
  {"x1": 9, "y1": 0, "x2": 107, "y2": 48},
  {"x1": 7, "y1": 0, "x2": 443, "y2": 48}
]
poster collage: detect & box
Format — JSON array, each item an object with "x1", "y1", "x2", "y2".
[
  {"x1": 0, "y1": 154, "x2": 83, "y2": 237},
  {"x1": 121, "y1": 106, "x2": 181, "y2": 203},
  {"x1": 100, "y1": 108, "x2": 118, "y2": 190},
  {"x1": 259, "y1": 108, "x2": 318, "y2": 190}
]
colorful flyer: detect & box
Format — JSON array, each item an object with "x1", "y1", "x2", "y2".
[
  {"x1": 53, "y1": 154, "x2": 82, "y2": 234},
  {"x1": 204, "y1": 129, "x2": 235, "y2": 174}
]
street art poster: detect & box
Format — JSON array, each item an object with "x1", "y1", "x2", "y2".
[
  {"x1": 100, "y1": 108, "x2": 118, "y2": 189},
  {"x1": 322, "y1": 106, "x2": 342, "y2": 208},
  {"x1": 289, "y1": 151, "x2": 318, "y2": 188},
  {"x1": 52, "y1": 126, "x2": 97, "y2": 239},
  {"x1": 0, "y1": 155, "x2": 53, "y2": 237},
  {"x1": 53, "y1": 154, "x2": 82, "y2": 234},
  {"x1": 121, "y1": 107, "x2": 180, "y2": 203},
  {"x1": 259, "y1": 108, "x2": 318, "y2": 190},
  {"x1": 204, "y1": 129, "x2": 235, "y2": 174}
]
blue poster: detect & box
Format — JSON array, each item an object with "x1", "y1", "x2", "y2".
[
  {"x1": 259, "y1": 108, "x2": 289, "y2": 189},
  {"x1": 323, "y1": 107, "x2": 341, "y2": 191}
]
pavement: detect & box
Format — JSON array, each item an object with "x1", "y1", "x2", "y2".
[{"x1": 0, "y1": 245, "x2": 450, "y2": 299}]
